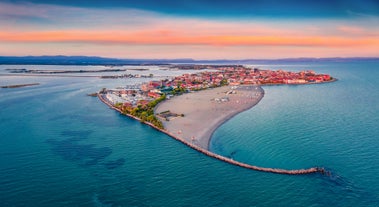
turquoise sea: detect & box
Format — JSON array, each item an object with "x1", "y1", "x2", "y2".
[{"x1": 0, "y1": 61, "x2": 378, "y2": 206}]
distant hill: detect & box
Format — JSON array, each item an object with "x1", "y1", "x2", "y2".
[{"x1": 0, "y1": 55, "x2": 378, "y2": 65}]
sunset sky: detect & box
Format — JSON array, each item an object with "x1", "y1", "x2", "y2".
[{"x1": 0, "y1": 0, "x2": 378, "y2": 59}]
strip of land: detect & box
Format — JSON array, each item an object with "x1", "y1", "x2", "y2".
[
  {"x1": 154, "y1": 85, "x2": 264, "y2": 149},
  {"x1": 1, "y1": 83, "x2": 39, "y2": 88},
  {"x1": 6, "y1": 68, "x2": 129, "y2": 74}
]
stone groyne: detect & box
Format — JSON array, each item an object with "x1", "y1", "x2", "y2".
[{"x1": 98, "y1": 92, "x2": 325, "y2": 175}]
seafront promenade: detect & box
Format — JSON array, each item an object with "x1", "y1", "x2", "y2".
[{"x1": 98, "y1": 86, "x2": 325, "y2": 175}]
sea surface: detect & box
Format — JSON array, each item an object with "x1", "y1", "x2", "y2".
[{"x1": 0, "y1": 61, "x2": 378, "y2": 206}]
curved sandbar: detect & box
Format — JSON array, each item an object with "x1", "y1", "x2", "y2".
[
  {"x1": 155, "y1": 85, "x2": 264, "y2": 149},
  {"x1": 99, "y1": 86, "x2": 324, "y2": 175}
]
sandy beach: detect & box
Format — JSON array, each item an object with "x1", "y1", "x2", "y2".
[{"x1": 154, "y1": 85, "x2": 264, "y2": 149}]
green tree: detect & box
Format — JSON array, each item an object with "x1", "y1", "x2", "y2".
[{"x1": 220, "y1": 78, "x2": 228, "y2": 86}]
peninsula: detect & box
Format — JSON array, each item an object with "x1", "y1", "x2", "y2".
[{"x1": 98, "y1": 65, "x2": 333, "y2": 174}]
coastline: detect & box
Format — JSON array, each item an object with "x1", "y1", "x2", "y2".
[
  {"x1": 98, "y1": 86, "x2": 325, "y2": 175},
  {"x1": 259, "y1": 77, "x2": 338, "y2": 87}
]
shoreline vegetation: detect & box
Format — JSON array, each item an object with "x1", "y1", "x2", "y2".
[
  {"x1": 117, "y1": 93, "x2": 166, "y2": 129},
  {"x1": 1, "y1": 83, "x2": 39, "y2": 88},
  {"x1": 97, "y1": 65, "x2": 333, "y2": 175}
]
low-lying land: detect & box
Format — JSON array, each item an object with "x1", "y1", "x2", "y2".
[
  {"x1": 6, "y1": 68, "x2": 128, "y2": 74},
  {"x1": 1, "y1": 83, "x2": 40, "y2": 88}
]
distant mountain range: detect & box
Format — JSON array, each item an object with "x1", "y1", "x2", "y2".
[{"x1": 0, "y1": 55, "x2": 378, "y2": 65}]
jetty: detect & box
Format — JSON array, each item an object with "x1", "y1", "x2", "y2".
[{"x1": 98, "y1": 90, "x2": 325, "y2": 175}]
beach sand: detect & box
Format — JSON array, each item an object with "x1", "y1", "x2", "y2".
[{"x1": 154, "y1": 85, "x2": 264, "y2": 149}]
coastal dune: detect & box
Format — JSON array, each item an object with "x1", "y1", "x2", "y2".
[{"x1": 155, "y1": 85, "x2": 264, "y2": 149}]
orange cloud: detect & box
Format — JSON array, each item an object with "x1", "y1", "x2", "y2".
[{"x1": 1, "y1": 30, "x2": 378, "y2": 48}]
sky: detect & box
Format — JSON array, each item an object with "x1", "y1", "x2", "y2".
[{"x1": 0, "y1": 0, "x2": 378, "y2": 59}]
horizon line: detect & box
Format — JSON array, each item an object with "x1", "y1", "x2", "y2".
[{"x1": 1, "y1": 55, "x2": 379, "y2": 61}]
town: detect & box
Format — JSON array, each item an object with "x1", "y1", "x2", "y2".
[{"x1": 99, "y1": 65, "x2": 334, "y2": 129}]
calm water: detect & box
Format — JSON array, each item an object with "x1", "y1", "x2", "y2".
[{"x1": 0, "y1": 61, "x2": 378, "y2": 206}]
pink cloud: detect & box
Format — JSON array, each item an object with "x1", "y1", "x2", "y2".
[
  {"x1": 1, "y1": 30, "x2": 378, "y2": 48},
  {"x1": 337, "y1": 26, "x2": 365, "y2": 35},
  {"x1": 1, "y1": 1, "x2": 378, "y2": 59}
]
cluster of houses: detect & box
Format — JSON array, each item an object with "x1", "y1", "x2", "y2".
[
  {"x1": 100, "y1": 73, "x2": 154, "y2": 79},
  {"x1": 141, "y1": 66, "x2": 332, "y2": 92},
  {"x1": 103, "y1": 66, "x2": 332, "y2": 107},
  {"x1": 254, "y1": 69, "x2": 331, "y2": 84},
  {"x1": 104, "y1": 89, "x2": 153, "y2": 108}
]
